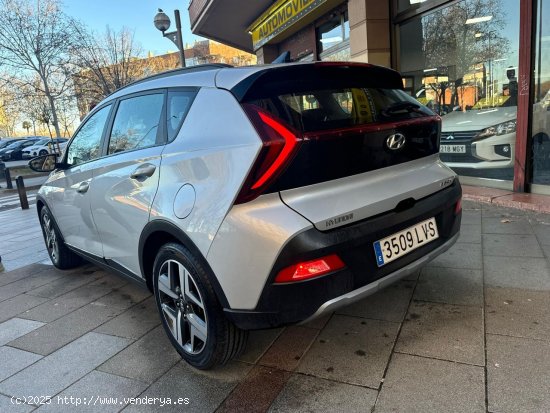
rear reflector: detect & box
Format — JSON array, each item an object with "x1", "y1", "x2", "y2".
[
  {"x1": 236, "y1": 104, "x2": 301, "y2": 204},
  {"x1": 275, "y1": 254, "x2": 346, "y2": 283},
  {"x1": 455, "y1": 197, "x2": 462, "y2": 215}
]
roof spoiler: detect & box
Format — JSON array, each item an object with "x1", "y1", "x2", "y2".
[{"x1": 228, "y1": 62, "x2": 405, "y2": 102}]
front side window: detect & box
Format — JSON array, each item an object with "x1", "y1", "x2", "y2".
[
  {"x1": 66, "y1": 105, "x2": 111, "y2": 166},
  {"x1": 108, "y1": 93, "x2": 164, "y2": 154}
]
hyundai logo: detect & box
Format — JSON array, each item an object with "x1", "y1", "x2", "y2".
[{"x1": 386, "y1": 133, "x2": 406, "y2": 150}]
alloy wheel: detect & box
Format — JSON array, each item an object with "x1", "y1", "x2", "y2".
[
  {"x1": 157, "y1": 259, "x2": 208, "y2": 355},
  {"x1": 42, "y1": 212, "x2": 58, "y2": 263}
]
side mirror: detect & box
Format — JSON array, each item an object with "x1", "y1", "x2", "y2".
[{"x1": 28, "y1": 154, "x2": 62, "y2": 173}]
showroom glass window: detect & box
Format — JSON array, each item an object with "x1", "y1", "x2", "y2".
[
  {"x1": 397, "y1": 0, "x2": 446, "y2": 14},
  {"x1": 532, "y1": 0, "x2": 550, "y2": 188},
  {"x1": 317, "y1": 11, "x2": 350, "y2": 61},
  {"x1": 398, "y1": 0, "x2": 519, "y2": 183}
]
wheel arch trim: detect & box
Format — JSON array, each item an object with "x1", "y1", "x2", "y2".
[
  {"x1": 138, "y1": 219, "x2": 230, "y2": 308},
  {"x1": 35, "y1": 194, "x2": 66, "y2": 243}
]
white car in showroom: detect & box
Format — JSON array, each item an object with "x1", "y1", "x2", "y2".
[
  {"x1": 439, "y1": 106, "x2": 517, "y2": 170},
  {"x1": 439, "y1": 94, "x2": 550, "y2": 175}
]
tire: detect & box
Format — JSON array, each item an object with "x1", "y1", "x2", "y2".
[
  {"x1": 39, "y1": 206, "x2": 82, "y2": 269},
  {"x1": 153, "y1": 242, "x2": 248, "y2": 369},
  {"x1": 39, "y1": 149, "x2": 48, "y2": 156}
]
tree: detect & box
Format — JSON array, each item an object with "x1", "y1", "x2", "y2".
[
  {"x1": 70, "y1": 26, "x2": 180, "y2": 117},
  {"x1": 0, "y1": 85, "x2": 20, "y2": 136},
  {"x1": 422, "y1": 0, "x2": 509, "y2": 79},
  {"x1": 18, "y1": 83, "x2": 53, "y2": 136},
  {"x1": 22, "y1": 120, "x2": 31, "y2": 134},
  {"x1": 71, "y1": 26, "x2": 142, "y2": 114},
  {"x1": 0, "y1": 0, "x2": 77, "y2": 137},
  {"x1": 55, "y1": 94, "x2": 79, "y2": 137},
  {"x1": 418, "y1": 0, "x2": 511, "y2": 112}
]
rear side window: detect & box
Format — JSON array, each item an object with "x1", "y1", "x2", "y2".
[
  {"x1": 108, "y1": 93, "x2": 164, "y2": 155},
  {"x1": 167, "y1": 90, "x2": 195, "y2": 141},
  {"x1": 249, "y1": 87, "x2": 434, "y2": 133}
]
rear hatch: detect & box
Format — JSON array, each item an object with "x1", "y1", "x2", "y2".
[{"x1": 221, "y1": 63, "x2": 453, "y2": 230}]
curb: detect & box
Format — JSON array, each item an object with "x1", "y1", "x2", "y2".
[{"x1": 462, "y1": 185, "x2": 550, "y2": 214}]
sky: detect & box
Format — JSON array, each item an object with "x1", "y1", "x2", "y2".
[{"x1": 63, "y1": 0, "x2": 205, "y2": 56}]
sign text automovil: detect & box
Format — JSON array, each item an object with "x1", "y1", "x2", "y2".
[{"x1": 249, "y1": 0, "x2": 327, "y2": 51}]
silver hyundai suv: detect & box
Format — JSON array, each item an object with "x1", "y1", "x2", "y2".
[{"x1": 29, "y1": 62, "x2": 462, "y2": 369}]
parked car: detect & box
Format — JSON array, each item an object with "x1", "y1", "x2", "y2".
[
  {"x1": 0, "y1": 138, "x2": 41, "y2": 161},
  {"x1": 435, "y1": 91, "x2": 549, "y2": 174},
  {"x1": 0, "y1": 139, "x2": 22, "y2": 151},
  {"x1": 440, "y1": 105, "x2": 517, "y2": 170},
  {"x1": 29, "y1": 62, "x2": 462, "y2": 369},
  {"x1": 22, "y1": 138, "x2": 68, "y2": 159}
]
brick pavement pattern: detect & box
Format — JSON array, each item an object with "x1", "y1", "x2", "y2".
[{"x1": 0, "y1": 201, "x2": 549, "y2": 412}]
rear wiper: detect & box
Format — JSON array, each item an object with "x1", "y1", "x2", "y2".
[{"x1": 384, "y1": 101, "x2": 421, "y2": 115}]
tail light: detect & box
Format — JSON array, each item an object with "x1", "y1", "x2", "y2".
[
  {"x1": 275, "y1": 254, "x2": 346, "y2": 283},
  {"x1": 236, "y1": 104, "x2": 302, "y2": 204}
]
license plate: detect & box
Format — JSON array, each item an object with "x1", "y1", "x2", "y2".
[
  {"x1": 373, "y1": 218, "x2": 439, "y2": 267},
  {"x1": 440, "y1": 144, "x2": 466, "y2": 154}
]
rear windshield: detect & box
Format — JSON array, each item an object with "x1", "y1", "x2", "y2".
[{"x1": 247, "y1": 87, "x2": 434, "y2": 133}]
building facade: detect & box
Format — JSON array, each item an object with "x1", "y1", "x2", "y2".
[{"x1": 189, "y1": 0, "x2": 550, "y2": 195}]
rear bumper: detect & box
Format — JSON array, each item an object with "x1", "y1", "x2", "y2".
[
  {"x1": 224, "y1": 181, "x2": 462, "y2": 330},
  {"x1": 299, "y1": 231, "x2": 458, "y2": 324}
]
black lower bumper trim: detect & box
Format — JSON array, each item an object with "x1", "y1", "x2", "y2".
[{"x1": 225, "y1": 182, "x2": 462, "y2": 330}]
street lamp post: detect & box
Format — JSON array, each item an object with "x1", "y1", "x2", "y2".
[{"x1": 154, "y1": 9, "x2": 186, "y2": 68}]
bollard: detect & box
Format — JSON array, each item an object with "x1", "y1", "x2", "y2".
[
  {"x1": 15, "y1": 176, "x2": 29, "y2": 210},
  {"x1": 4, "y1": 167, "x2": 13, "y2": 190}
]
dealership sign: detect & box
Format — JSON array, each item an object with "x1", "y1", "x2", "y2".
[{"x1": 249, "y1": 0, "x2": 327, "y2": 50}]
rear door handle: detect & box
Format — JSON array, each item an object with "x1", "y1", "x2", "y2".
[
  {"x1": 130, "y1": 164, "x2": 156, "y2": 180},
  {"x1": 76, "y1": 182, "x2": 89, "y2": 194}
]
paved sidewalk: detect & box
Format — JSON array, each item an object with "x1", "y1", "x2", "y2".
[
  {"x1": 463, "y1": 185, "x2": 550, "y2": 214},
  {"x1": 0, "y1": 206, "x2": 49, "y2": 271},
  {"x1": 0, "y1": 191, "x2": 38, "y2": 213},
  {"x1": 0, "y1": 201, "x2": 549, "y2": 412}
]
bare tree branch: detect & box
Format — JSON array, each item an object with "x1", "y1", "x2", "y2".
[{"x1": 0, "y1": 0, "x2": 77, "y2": 137}]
